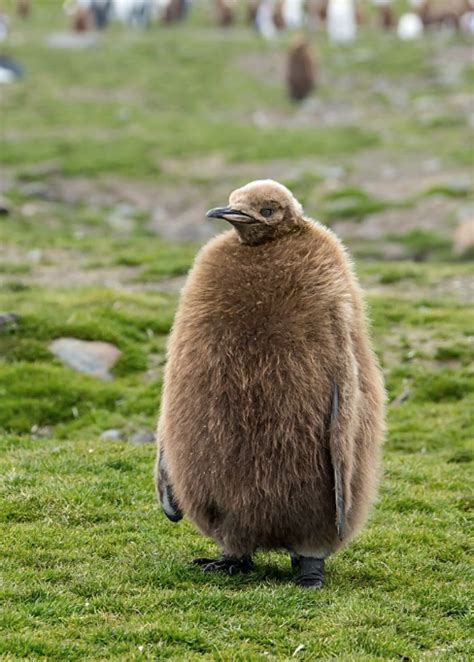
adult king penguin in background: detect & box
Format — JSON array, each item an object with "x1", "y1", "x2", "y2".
[{"x1": 156, "y1": 180, "x2": 385, "y2": 588}]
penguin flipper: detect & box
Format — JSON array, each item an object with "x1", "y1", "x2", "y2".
[
  {"x1": 157, "y1": 446, "x2": 183, "y2": 523},
  {"x1": 329, "y1": 382, "x2": 346, "y2": 541}
]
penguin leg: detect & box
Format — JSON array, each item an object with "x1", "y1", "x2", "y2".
[
  {"x1": 192, "y1": 554, "x2": 254, "y2": 575},
  {"x1": 291, "y1": 554, "x2": 325, "y2": 589}
]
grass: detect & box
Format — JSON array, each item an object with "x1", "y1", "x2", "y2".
[{"x1": 1, "y1": 2, "x2": 473, "y2": 660}]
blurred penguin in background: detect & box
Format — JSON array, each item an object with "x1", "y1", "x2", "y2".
[
  {"x1": 214, "y1": 0, "x2": 235, "y2": 27},
  {"x1": 283, "y1": 0, "x2": 305, "y2": 28},
  {"x1": 273, "y1": 1, "x2": 286, "y2": 30},
  {"x1": 162, "y1": 0, "x2": 188, "y2": 23},
  {"x1": 415, "y1": 0, "x2": 468, "y2": 31},
  {"x1": 372, "y1": 0, "x2": 395, "y2": 30},
  {"x1": 256, "y1": 0, "x2": 277, "y2": 39},
  {"x1": 91, "y1": 0, "x2": 112, "y2": 28},
  {"x1": 305, "y1": 0, "x2": 326, "y2": 30},
  {"x1": 397, "y1": 10, "x2": 423, "y2": 39},
  {"x1": 287, "y1": 36, "x2": 316, "y2": 102},
  {"x1": 247, "y1": 0, "x2": 260, "y2": 27},
  {"x1": 72, "y1": 1, "x2": 92, "y2": 32},
  {"x1": 16, "y1": 0, "x2": 31, "y2": 19},
  {"x1": 327, "y1": 0, "x2": 356, "y2": 43}
]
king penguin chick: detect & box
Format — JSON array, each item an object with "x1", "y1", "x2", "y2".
[
  {"x1": 156, "y1": 180, "x2": 385, "y2": 588},
  {"x1": 287, "y1": 36, "x2": 316, "y2": 102},
  {"x1": 16, "y1": 0, "x2": 32, "y2": 19}
]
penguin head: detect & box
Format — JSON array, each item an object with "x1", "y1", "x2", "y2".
[{"x1": 206, "y1": 179, "x2": 304, "y2": 245}]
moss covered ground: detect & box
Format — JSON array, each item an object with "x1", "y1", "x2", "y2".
[{"x1": 0, "y1": 2, "x2": 473, "y2": 659}]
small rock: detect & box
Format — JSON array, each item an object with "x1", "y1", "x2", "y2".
[
  {"x1": 49, "y1": 337, "x2": 122, "y2": 380},
  {"x1": 31, "y1": 425, "x2": 52, "y2": 438},
  {"x1": 391, "y1": 388, "x2": 411, "y2": 406},
  {"x1": 0, "y1": 195, "x2": 12, "y2": 214},
  {"x1": 21, "y1": 203, "x2": 39, "y2": 217},
  {"x1": 106, "y1": 204, "x2": 135, "y2": 232},
  {"x1": 452, "y1": 219, "x2": 474, "y2": 257},
  {"x1": 129, "y1": 430, "x2": 155, "y2": 445},
  {"x1": 21, "y1": 159, "x2": 62, "y2": 178},
  {"x1": 18, "y1": 181, "x2": 51, "y2": 199},
  {"x1": 100, "y1": 428, "x2": 124, "y2": 441},
  {"x1": 26, "y1": 248, "x2": 42, "y2": 263},
  {"x1": 46, "y1": 32, "x2": 99, "y2": 49},
  {"x1": 0, "y1": 312, "x2": 20, "y2": 328}
]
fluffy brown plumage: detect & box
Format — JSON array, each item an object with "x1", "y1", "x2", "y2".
[
  {"x1": 287, "y1": 37, "x2": 316, "y2": 102},
  {"x1": 156, "y1": 180, "x2": 385, "y2": 587},
  {"x1": 247, "y1": 0, "x2": 260, "y2": 26},
  {"x1": 417, "y1": 0, "x2": 469, "y2": 29},
  {"x1": 215, "y1": 0, "x2": 235, "y2": 27},
  {"x1": 17, "y1": 0, "x2": 31, "y2": 19},
  {"x1": 72, "y1": 7, "x2": 90, "y2": 32},
  {"x1": 377, "y1": 5, "x2": 395, "y2": 30},
  {"x1": 273, "y1": 0, "x2": 286, "y2": 29},
  {"x1": 162, "y1": 0, "x2": 186, "y2": 24}
]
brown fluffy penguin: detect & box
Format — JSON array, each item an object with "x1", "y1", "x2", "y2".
[
  {"x1": 214, "y1": 0, "x2": 235, "y2": 27},
  {"x1": 16, "y1": 0, "x2": 31, "y2": 19},
  {"x1": 156, "y1": 180, "x2": 385, "y2": 588},
  {"x1": 287, "y1": 37, "x2": 316, "y2": 102},
  {"x1": 72, "y1": 7, "x2": 91, "y2": 32}
]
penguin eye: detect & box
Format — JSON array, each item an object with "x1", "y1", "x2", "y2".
[{"x1": 260, "y1": 208, "x2": 273, "y2": 218}]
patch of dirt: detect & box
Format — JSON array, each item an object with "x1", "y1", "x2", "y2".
[
  {"x1": 350, "y1": 149, "x2": 472, "y2": 201},
  {"x1": 333, "y1": 196, "x2": 460, "y2": 243},
  {"x1": 0, "y1": 245, "x2": 141, "y2": 289},
  {"x1": 234, "y1": 51, "x2": 285, "y2": 86},
  {"x1": 431, "y1": 42, "x2": 473, "y2": 87},
  {"x1": 362, "y1": 271, "x2": 474, "y2": 305}
]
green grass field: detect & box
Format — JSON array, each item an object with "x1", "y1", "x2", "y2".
[{"x1": 1, "y1": 2, "x2": 473, "y2": 659}]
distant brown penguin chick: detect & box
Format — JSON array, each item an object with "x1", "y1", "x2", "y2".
[
  {"x1": 16, "y1": 0, "x2": 31, "y2": 19},
  {"x1": 287, "y1": 37, "x2": 316, "y2": 102},
  {"x1": 355, "y1": 1, "x2": 365, "y2": 25},
  {"x1": 417, "y1": 0, "x2": 465, "y2": 29},
  {"x1": 377, "y1": 5, "x2": 395, "y2": 30},
  {"x1": 72, "y1": 7, "x2": 90, "y2": 32},
  {"x1": 273, "y1": 0, "x2": 286, "y2": 29},
  {"x1": 163, "y1": 0, "x2": 185, "y2": 24},
  {"x1": 156, "y1": 180, "x2": 385, "y2": 588},
  {"x1": 215, "y1": 0, "x2": 235, "y2": 27},
  {"x1": 247, "y1": 0, "x2": 260, "y2": 26},
  {"x1": 311, "y1": 0, "x2": 328, "y2": 22}
]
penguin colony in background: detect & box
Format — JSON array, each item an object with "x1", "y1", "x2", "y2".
[{"x1": 156, "y1": 180, "x2": 385, "y2": 588}]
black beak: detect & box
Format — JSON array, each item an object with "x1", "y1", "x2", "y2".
[{"x1": 206, "y1": 207, "x2": 256, "y2": 223}]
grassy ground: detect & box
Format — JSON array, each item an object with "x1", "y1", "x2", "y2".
[{"x1": 1, "y1": 2, "x2": 473, "y2": 660}]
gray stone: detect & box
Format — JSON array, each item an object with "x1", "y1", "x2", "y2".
[
  {"x1": 0, "y1": 312, "x2": 20, "y2": 328},
  {"x1": 26, "y1": 249, "x2": 42, "y2": 263},
  {"x1": 31, "y1": 425, "x2": 52, "y2": 438},
  {"x1": 49, "y1": 337, "x2": 122, "y2": 380},
  {"x1": 46, "y1": 32, "x2": 100, "y2": 49},
  {"x1": 0, "y1": 195, "x2": 12, "y2": 215},
  {"x1": 129, "y1": 430, "x2": 155, "y2": 445},
  {"x1": 100, "y1": 428, "x2": 124, "y2": 441},
  {"x1": 18, "y1": 181, "x2": 52, "y2": 199}
]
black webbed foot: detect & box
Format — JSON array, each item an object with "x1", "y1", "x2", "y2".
[
  {"x1": 292, "y1": 555, "x2": 325, "y2": 589},
  {"x1": 192, "y1": 555, "x2": 253, "y2": 576}
]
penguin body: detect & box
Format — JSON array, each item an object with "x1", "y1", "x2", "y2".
[
  {"x1": 287, "y1": 37, "x2": 316, "y2": 102},
  {"x1": 156, "y1": 180, "x2": 385, "y2": 587}
]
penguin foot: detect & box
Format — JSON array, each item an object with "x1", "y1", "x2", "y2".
[
  {"x1": 292, "y1": 556, "x2": 325, "y2": 589},
  {"x1": 192, "y1": 554, "x2": 253, "y2": 575}
]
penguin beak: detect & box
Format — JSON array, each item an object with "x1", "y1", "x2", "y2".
[{"x1": 206, "y1": 207, "x2": 257, "y2": 224}]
